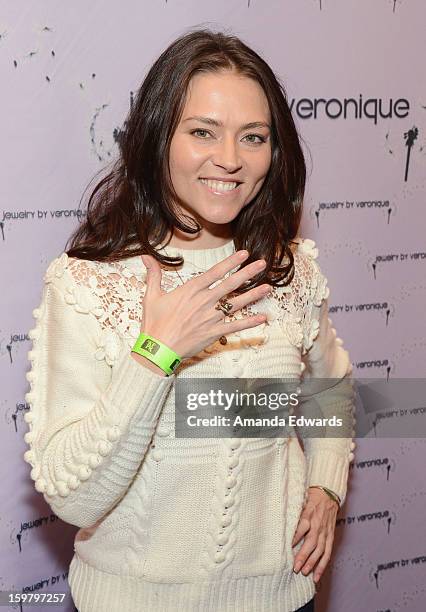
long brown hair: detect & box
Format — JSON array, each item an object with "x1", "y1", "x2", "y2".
[{"x1": 65, "y1": 27, "x2": 307, "y2": 295}]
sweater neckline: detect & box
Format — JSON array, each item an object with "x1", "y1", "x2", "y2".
[
  {"x1": 156, "y1": 238, "x2": 236, "y2": 269},
  {"x1": 118, "y1": 238, "x2": 236, "y2": 276}
]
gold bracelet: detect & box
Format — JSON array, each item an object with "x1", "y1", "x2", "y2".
[{"x1": 308, "y1": 485, "x2": 341, "y2": 507}]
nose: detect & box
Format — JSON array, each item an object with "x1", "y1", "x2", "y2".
[{"x1": 212, "y1": 134, "x2": 242, "y2": 172}]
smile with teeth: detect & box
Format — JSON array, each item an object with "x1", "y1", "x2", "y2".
[{"x1": 199, "y1": 178, "x2": 241, "y2": 193}]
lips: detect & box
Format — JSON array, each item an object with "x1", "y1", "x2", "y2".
[{"x1": 199, "y1": 177, "x2": 243, "y2": 183}]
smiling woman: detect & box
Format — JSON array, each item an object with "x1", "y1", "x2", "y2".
[
  {"x1": 24, "y1": 27, "x2": 355, "y2": 612},
  {"x1": 65, "y1": 27, "x2": 307, "y2": 297},
  {"x1": 167, "y1": 70, "x2": 272, "y2": 247}
]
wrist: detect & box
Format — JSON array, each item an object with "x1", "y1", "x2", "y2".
[
  {"x1": 130, "y1": 351, "x2": 168, "y2": 377},
  {"x1": 132, "y1": 332, "x2": 182, "y2": 376},
  {"x1": 141, "y1": 329, "x2": 186, "y2": 360},
  {"x1": 308, "y1": 485, "x2": 341, "y2": 507}
]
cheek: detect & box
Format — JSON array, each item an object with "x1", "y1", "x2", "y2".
[
  {"x1": 246, "y1": 147, "x2": 272, "y2": 179},
  {"x1": 247, "y1": 157, "x2": 272, "y2": 188},
  {"x1": 259, "y1": 147, "x2": 273, "y2": 176},
  {"x1": 169, "y1": 135, "x2": 204, "y2": 178}
]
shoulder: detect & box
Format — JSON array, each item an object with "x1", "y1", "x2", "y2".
[
  {"x1": 43, "y1": 251, "x2": 113, "y2": 286},
  {"x1": 291, "y1": 236, "x2": 318, "y2": 259},
  {"x1": 41, "y1": 252, "x2": 116, "y2": 320},
  {"x1": 41, "y1": 251, "x2": 145, "y2": 341},
  {"x1": 290, "y1": 237, "x2": 330, "y2": 305},
  {"x1": 43, "y1": 251, "x2": 143, "y2": 292},
  {"x1": 289, "y1": 236, "x2": 318, "y2": 271}
]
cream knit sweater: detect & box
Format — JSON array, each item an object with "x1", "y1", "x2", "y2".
[{"x1": 23, "y1": 237, "x2": 356, "y2": 612}]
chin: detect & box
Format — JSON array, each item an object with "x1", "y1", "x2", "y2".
[
  {"x1": 198, "y1": 208, "x2": 241, "y2": 225},
  {"x1": 177, "y1": 193, "x2": 247, "y2": 225}
]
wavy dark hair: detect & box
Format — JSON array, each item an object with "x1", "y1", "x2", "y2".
[{"x1": 65, "y1": 27, "x2": 308, "y2": 295}]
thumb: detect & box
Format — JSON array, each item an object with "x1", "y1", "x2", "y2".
[{"x1": 141, "y1": 254, "x2": 162, "y2": 294}]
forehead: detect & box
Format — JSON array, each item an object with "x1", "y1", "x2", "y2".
[{"x1": 182, "y1": 70, "x2": 271, "y2": 121}]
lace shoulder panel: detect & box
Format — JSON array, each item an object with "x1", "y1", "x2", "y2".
[
  {"x1": 68, "y1": 255, "x2": 148, "y2": 339},
  {"x1": 42, "y1": 253, "x2": 149, "y2": 343},
  {"x1": 291, "y1": 238, "x2": 330, "y2": 354}
]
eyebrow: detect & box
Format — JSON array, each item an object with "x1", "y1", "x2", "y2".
[{"x1": 183, "y1": 116, "x2": 271, "y2": 130}]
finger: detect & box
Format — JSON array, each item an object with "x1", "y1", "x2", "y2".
[
  {"x1": 293, "y1": 534, "x2": 318, "y2": 573},
  {"x1": 141, "y1": 255, "x2": 162, "y2": 296},
  {"x1": 219, "y1": 313, "x2": 267, "y2": 336},
  {"x1": 313, "y1": 530, "x2": 334, "y2": 583},
  {"x1": 212, "y1": 283, "x2": 272, "y2": 317},
  {"x1": 191, "y1": 250, "x2": 250, "y2": 291},
  {"x1": 209, "y1": 259, "x2": 267, "y2": 301},
  {"x1": 292, "y1": 516, "x2": 311, "y2": 547},
  {"x1": 300, "y1": 532, "x2": 326, "y2": 576}
]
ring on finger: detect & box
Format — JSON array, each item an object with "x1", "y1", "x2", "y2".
[{"x1": 215, "y1": 297, "x2": 233, "y2": 315}]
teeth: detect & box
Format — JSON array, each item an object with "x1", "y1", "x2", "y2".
[{"x1": 200, "y1": 178, "x2": 238, "y2": 192}]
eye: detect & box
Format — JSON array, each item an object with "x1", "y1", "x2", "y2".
[
  {"x1": 243, "y1": 134, "x2": 267, "y2": 144},
  {"x1": 189, "y1": 129, "x2": 267, "y2": 144},
  {"x1": 190, "y1": 129, "x2": 212, "y2": 138}
]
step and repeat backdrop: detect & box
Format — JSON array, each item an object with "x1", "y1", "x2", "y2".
[{"x1": 1, "y1": 1, "x2": 425, "y2": 611}]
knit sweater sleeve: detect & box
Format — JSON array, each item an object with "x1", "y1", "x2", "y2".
[
  {"x1": 298, "y1": 239, "x2": 356, "y2": 508},
  {"x1": 23, "y1": 254, "x2": 175, "y2": 529}
]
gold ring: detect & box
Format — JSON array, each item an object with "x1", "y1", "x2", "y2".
[{"x1": 215, "y1": 298, "x2": 233, "y2": 315}]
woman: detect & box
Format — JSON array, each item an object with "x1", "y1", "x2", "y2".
[{"x1": 23, "y1": 28, "x2": 356, "y2": 612}]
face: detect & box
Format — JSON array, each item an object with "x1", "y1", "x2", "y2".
[{"x1": 168, "y1": 70, "x2": 272, "y2": 243}]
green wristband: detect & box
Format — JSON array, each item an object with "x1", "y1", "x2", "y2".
[{"x1": 132, "y1": 333, "x2": 182, "y2": 376}]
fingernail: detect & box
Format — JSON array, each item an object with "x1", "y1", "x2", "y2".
[
  {"x1": 238, "y1": 250, "x2": 249, "y2": 259},
  {"x1": 294, "y1": 562, "x2": 302, "y2": 573}
]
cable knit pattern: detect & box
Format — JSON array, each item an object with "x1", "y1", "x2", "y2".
[
  {"x1": 23, "y1": 237, "x2": 356, "y2": 612},
  {"x1": 200, "y1": 438, "x2": 246, "y2": 575}
]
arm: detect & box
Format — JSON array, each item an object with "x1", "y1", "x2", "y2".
[
  {"x1": 298, "y1": 243, "x2": 356, "y2": 508},
  {"x1": 23, "y1": 264, "x2": 175, "y2": 529}
]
